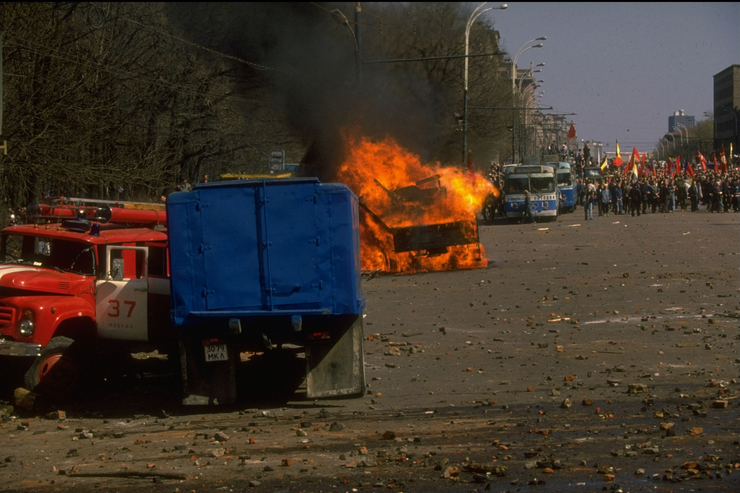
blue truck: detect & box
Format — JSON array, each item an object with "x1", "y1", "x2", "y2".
[{"x1": 167, "y1": 178, "x2": 366, "y2": 405}]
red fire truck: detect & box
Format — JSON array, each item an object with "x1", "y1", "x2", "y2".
[{"x1": 0, "y1": 199, "x2": 174, "y2": 397}]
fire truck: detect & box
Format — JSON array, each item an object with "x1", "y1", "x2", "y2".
[
  {"x1": 0, "y1": 200, "x2": 173, "y2": 397},
  {"x1": 0, "y1": 179, "x2": 366, "y2": 404}
]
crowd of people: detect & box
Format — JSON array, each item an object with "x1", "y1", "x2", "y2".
[
  {"x1": 577, "y1": 167, "x2": 739, "y2": 220},
  {"x1": 483, "y1": 156, "x2": 740, "y2": 221}
]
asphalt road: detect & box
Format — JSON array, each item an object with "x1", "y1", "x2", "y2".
[{"x1": 1, "y1": 207, "x2": 738, "y2": 493}]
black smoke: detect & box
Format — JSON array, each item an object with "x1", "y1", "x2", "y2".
[{"x1": 166, "y1": 3, "x2": 443, "y2": 180}]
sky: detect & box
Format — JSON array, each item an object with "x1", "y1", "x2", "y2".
[{"x1": 484, "y1": 2, "x2": 739, "y2": 155}]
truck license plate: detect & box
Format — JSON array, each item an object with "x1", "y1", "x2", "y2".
[{"x1": 204, "y1": 343, "x2": 228, "y2": 362}]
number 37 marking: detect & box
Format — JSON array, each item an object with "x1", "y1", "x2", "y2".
[{"x1": 107, "y1": 300, "x2": 136, "y2": 317}]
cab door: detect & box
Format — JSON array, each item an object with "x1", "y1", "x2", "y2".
[{"x1": 96, "y1": 246, "x2": 149, "y2": 341}]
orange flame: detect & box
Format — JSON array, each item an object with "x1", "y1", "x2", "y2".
[{"x1": 336, "y1": 132, "x2": 498, "y2": 274}]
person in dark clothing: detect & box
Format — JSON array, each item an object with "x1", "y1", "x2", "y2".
[
  {"x1": 522, "y1": 190, "x2": 534, "y2": 223},
  {"x1": 630, "y1": 183, "x2": 642, "y2": 216},
  {"x1": 689, "y1": 179, "x2": 701, "y2": 211},
  {"x1": 641, "y1": 181, "x2": 650, "y2": 214}
]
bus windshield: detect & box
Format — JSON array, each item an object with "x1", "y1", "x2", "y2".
[
  {"x1": 530, "y1": 176, "x2": 555, "y2": 193},
  {"x1": 557, "y1": 171, "x2": 572, "y2": 185},
  {"x1": 505, "y1": 177, "x2": 529, "y2": 193}
]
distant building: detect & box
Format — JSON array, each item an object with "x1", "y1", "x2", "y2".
[
  {"x1": 668, "y1": 110, "x2": 695, "y2": 133},
  {"x1": 714, "y1": 64, "x2": 740, "y2": 152}
]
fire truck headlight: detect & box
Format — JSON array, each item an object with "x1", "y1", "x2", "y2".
[{"x1": 19, "y1": 319, "x2": 35, "y2": 336}]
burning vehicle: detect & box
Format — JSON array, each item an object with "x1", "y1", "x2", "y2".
[{"x1": 336, "y1": 134, "x2": 498, "y2": 274}]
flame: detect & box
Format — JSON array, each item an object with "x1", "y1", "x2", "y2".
[{"x1": 336, "y1": 132, "x2": 498, "y2": 274}]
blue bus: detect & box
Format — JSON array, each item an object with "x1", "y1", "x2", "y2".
[
  {"x1": 556, "y1": 163, "x2": 576, "y2": 213},
  {"x1": 503, "y1": 165, "x2": 559, "y2": 221}
]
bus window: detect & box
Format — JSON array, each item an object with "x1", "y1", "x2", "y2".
[
  {"x1": 557, "y1": 172, "x2": 572, "y2": 185},
  {"x1": 531, "y1": 176, "x2": 555, "y2": 193},
  {"x1": 506, "y1": 177, "x2": 528, "y2": 193}
]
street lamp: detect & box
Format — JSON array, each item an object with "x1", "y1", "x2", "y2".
[
  {"x1": 509, "y1": 38, "x2": 544, "y2": 163},
  {"x1": 676, "y1": 123, "x2": 687, "y2": 146},
  {"x1": 463, "y1": 2, "x2": 508, "y2": 164},
  {"x1": 677, "y1": 123, "x2": 691, "y2": 157},
  {"x1": 510, "y1": 37, "x2": 546, "y2": 91},
  {"x1": 330, "y1": 5, "x2": 361, "y2": 82},
  {"x1": 517, "y1": 62, "x2": 544, "y2": 92}
]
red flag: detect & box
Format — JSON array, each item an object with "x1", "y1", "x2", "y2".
[
  {"x1": 713, "y1": 154, "x2": 719, "y2": 172},
  {"x1": 640, "y1": 153, "x2": 647, "y2": 176},
  {"x1": 696, "y1": 151, "x2": 707, "y2": 171},
  {"x1": 567, "y1": 122, "x2": 576, "y2": 140},
  {"x1": 695, "y1": 150, "x2": 707, "y2": 171},
  {"x1": 675, "y1": 155, "x2": 680, "y2": 176},
  {"x1": 686, "y1": 161, "x2": 694, "y2": 177},
  {"x1": 667, "y1": 158, "x2": 674, "y2": 176},
  {"x1": 720, "y1": 148, "x2": 727, "y2": 173}
]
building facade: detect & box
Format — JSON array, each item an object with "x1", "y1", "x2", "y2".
[
  {"x1": 714, "y1": 65, "x2": 740, "y2": 153},
  {"x1": 668, "y1": 110, "x2": 695, "y2": 132}
]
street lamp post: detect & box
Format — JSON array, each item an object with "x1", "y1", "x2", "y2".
[
  {"x1": 509, "y1": 37, "x2": 545, "y2": 163},
  {"x1": 517, "y1": 62, "x2": 544, "y2": 92},
  {"x1": 510, "y1": 37, "x2": 546, "y2": 91},
  {"x1": 518, "y1": 80, "x2": 542, "y2": 158},
  {"x1": 463, "y1": 2, "x2": 508, "y2": 164},
  {"x1": 677, "y1": 123, "x2": 689, "y2": 158},
  {"x1": 330, "y1": 4, "x2": 361, "y2": 82},
  {"x1": 676, "y1": 123, "x2": 687, "y2": 146}
]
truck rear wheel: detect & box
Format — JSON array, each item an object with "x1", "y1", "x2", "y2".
[{"x1": 24, "y1": 336, "x2": 84, "y2": 397}]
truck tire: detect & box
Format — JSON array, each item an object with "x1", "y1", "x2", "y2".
[{"x1": 24, "y1": 336, "x2": 84, "y2": 397}]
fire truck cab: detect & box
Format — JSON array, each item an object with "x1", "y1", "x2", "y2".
[{"x1": 0, "y1": 201, "x2": 172, "y2": 396}]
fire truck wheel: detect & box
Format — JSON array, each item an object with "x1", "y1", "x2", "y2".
[{"x1": 24, "y1": 336, "x2": 85, "y2": 397}]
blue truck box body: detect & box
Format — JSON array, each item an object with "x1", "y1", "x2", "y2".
[{"x1": 167, "y1": 178, "x2": 365, "y2": 326}]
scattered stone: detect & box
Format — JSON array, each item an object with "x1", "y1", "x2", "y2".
[
  {"x1": 329, "y1": 422, "x2": 345, "y2": 432},
  {"x1": 12, "y1": 388, "x2": 40, "y2": 411},
  {"x1": 214, "y1": 431, "x2": 229, "y2": 442},
  {"x1": 628, "y1": 384, "x2": 649, "y2": 394},
  {"x1": 385, "y1": 347, "x2": 402, "y2": 356}
]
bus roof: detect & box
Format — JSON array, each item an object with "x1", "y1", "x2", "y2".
[{"x1": 512, "y1": 165, "x2": 555, "y2": 175}]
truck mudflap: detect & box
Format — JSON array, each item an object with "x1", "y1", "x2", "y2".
[
  {"x1": 305, "y1": 314, "x2": 365, "y2": 398},
  {"x1": 179, "y1": 332, "x2": 238, "y2": 406}
]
